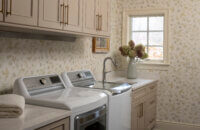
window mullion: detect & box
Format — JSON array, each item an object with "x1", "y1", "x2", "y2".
[{"x1": 147, "y1": 17, "x2": 149, "y2": 54}]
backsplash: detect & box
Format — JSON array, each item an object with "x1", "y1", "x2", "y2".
[
  {"x1": 113, "y1": 0, "x2": 200, "y2": 126},
  {"x1": 0, "y1": 36, "x2": 121, "y2": 93}
]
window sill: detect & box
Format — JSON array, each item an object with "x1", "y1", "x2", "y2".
[{"x1": 137, "y1": 62, "x2": 170, "y2": 71}]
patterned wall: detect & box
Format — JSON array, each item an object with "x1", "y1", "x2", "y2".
[
  {"x1": 113, "y1": 0, "x2": 200, "y2": 126},
  {"x1": 0, "y1": 0, "x2": 199, "y2": 126}
]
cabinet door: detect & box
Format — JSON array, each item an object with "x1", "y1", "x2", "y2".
[
  {"x1": 98, "y1": 0, "x2": 110, "y2": 36},
  {"x1": 5, "y1": 0, "x2": 38, "y2": 26},
  {"x1": 36, "y1": 118, "x2": 69, "y2": 130},
  {"x1": 82, "y1": 0, "x2": 98, "y2": 34},
  {"x1": 39, "y1": 0, "x2": 63, "y2": 30},
  {"x1": 63, "y1": 0, "x2": 82, "y2": 32},
  {"x1": 0, "y1": 0, "x2": 3, "y2": 22},
  {"x1": 132, "y1": 101, "x2": 145, "y2": 130}
]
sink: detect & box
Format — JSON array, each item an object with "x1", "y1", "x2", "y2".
[{"x1": 105, "y1": 81, "x2": 137, "y2": 85}]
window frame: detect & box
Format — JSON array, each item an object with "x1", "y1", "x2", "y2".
[{"x1": 122, "y1": 9, "x2": 170, "y2": 66}]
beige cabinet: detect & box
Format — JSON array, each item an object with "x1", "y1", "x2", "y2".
[
  {"x1": 83, "y1": 0, "x2": 110, "y2": 36},
  {"x1": 82, "y1": 0, "x2": 97, "y2": 34},
  {"x1": 131, "y1": 83, "x2": 157, "y2": 130},
  {"x1": 63, "y1": 0, "x2": 82, "y2": 32},
  {"x1": 38, "y1": 0, "x2": 63, "y2": 29},
  {"x1": 36, "y1": 117, "x2": 69, "y2": 130},
  {"x1": 39, "y1": 0, "x2": 82, "y2": 32},
  {"x1": 97, "y1": 0, "x2": 110, "y2": 36},
  {"x1": 4, "y1": 0, "x2": 38, "y2": 26},
  {"x1": 0, "y1": 0, "x2": 3, "y2": 21}
]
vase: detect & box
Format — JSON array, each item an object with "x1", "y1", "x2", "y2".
[{"x1": 127, "y1": 58, "x2": 137, "y2": 79}]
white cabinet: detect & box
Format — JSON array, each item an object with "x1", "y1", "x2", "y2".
[
  {"x1": 5, "y1": 0, "x2": 38, "y2": 26},
  {"x1": 38, "y1": 0, "x2": 63, "y2": 29},
  {"x1": 83, "y1": 0, "x2": 110, "y2": 36},
  {"x1": 131, "y1": 83, "x2": 157, "y2": 130}
]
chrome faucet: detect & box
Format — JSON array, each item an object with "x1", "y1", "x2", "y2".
[{"x1": 103, "y1": 57, "x2": 118, "y2": 84}]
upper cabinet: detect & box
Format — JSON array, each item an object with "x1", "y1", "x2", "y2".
[
  {"x1": 83, "y1": 0, "x2": 110, "y2": 37},
  {"x1": 0, "y1": 0, "x2": 3, "y2": 21},
  {"x1": 82, "y1": 0, "x2": 97, "y2": 34},
  {"x1": 4, "y1": 0, "x2": 38, "y2": 26},
  {"x1": 38, "y1": 0, "x2": 63, "y2": 30},
  {"x1": 0, "y1": 0, "x2": 111, "y2": 37},
  {"x1": 63, "y1": 0, "x2": 82, "y2": 32},
  {"x1": 98, "y1": 0, "x2": 110, "y2": 36},
  {"x1": 39, "y1": 0, "x2": 82, "y2": 32}
]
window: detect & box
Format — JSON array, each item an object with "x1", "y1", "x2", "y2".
[
  {"x1": 131, "y1": 16, "x2": 164, "y2": 61},
  {"x1": 123, "y1": 9, "x2": 169, "y2": 65}
]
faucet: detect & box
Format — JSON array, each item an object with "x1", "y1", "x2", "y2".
[{"x1": 103, "y1": 57, "x2": 118, "y2": 84}]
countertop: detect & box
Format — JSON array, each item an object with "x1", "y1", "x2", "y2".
[
  {"x1": 110, "y1": 77, "x2": 158, "y2": 90},
  {"x1": 0, "y1": 104, "x2": 71, "y2": 130},
  {"x1": 0, "y1": 76, "x2": 157, "y2": 130}
]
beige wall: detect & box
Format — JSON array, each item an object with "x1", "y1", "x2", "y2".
[{"x1": 113, "y1": 0, "x2": 200, "y2": 126}]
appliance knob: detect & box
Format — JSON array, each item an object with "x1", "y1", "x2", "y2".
[
  {"x1": 77, "y1": 73, "x2": 83, "y2": 78},
  {"x1": 40, "y1": 78, "x2": 47, "y2": 85}
]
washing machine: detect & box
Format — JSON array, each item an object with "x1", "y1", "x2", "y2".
[{"x1": 13, "y1": 74, "x2": 108, "y2": 130}]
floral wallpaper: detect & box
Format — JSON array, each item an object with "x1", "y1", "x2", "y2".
[
  {"x1": 112, "y1": 0, "x2": 200, "y2": 126},
  {"x1": 0, "y1": 0, "x2": 200, "y2": 127}
]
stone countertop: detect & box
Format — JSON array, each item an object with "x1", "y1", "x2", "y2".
[
  {"x1": 109, "y1": 77, "x2": 158, "y2": 90},
  {"x1": 0, "y1": 104, "x2": 71, "y2": 130}
]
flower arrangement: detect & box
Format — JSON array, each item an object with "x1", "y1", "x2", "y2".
[{"x1": 119, "y1": 40, "x2": 148, "y2": 60}]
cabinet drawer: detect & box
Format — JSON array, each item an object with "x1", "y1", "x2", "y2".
[
  {"x1": 147, "y1": 94, "x2": 156, "y2": 108},
  {"x1": 132, "y1": 87, "x2": 146, "y2": 100},
  {"x1": 36, "y1": 117, "x2": 69, "y2": 130},
  {"x1": 147, "y1": 84, "x2": 157, "y2": 94}
]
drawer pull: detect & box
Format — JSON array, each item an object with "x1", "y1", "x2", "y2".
[
  {"x1": 150, "y1": 86, "x2": 155, "y2": 90},
  {"x1": 6, "y1": 0, "x2": 12, "y2": 16},
  {"x1": 149, "y1": 118, "x2": 155, "y2": 124},
  {"x1": 150, "y1": 100, "x2": 155, "y2": 105},
  {"x1": 137, "y1": 103, "x2": 143, "y2": 118},
  {"x1": 60, "y1": 3, "x2": 64, "y2": 24}
]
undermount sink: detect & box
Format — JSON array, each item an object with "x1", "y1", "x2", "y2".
[{"x1": 105, "y1": 81, "x2": 137, "y2": 85}]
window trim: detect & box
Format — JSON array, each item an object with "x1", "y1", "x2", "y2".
[{"x1": 122, "y1": 9, "x2": 170, "y2": 66}]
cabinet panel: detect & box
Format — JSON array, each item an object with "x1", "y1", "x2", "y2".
[
  {"x1": 0, "y1": 0, "x2": 3, "y2": 21},
  {"x1": 98, "y1": 0, "x2": 110, "y2": 36},
  {"x1": 36, "y1": 118, "x2": 69, "y2": 130},
  {"x1": 39, "y1": 0, "x2": 63, "y2": 29},
  {"x1": 5, "y1": 0, "x2": 38, "y2": 26},
  {"x1": 63, "y1": 0, "x2": 82, "y2": 32},
  {"x1": 82, "y1": 0, "x2": 97, "y2": 34},
  {"x1": 132, "y1": 98, "x2": 145, "y2": 130}
]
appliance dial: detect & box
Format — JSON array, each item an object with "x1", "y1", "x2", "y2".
[
  {"x1": 40, "y1": 78, "x2": 47, "y2": 85},
  {"x1": 77, "y1": 73, "x2": 84, "y2": 78}
]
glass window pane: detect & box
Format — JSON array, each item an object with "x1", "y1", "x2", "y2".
[
  {"x1": 149, "y1": 32, "x2": 163, "y2": 46},
  {"x1": 132, "y1": 17, "x2": 147, "y2": 31},
  {"x1": 148, "y1": 47, "x2": 163, "y2": 60},
  {"x1": 132, "y1": 32, "x2": 147, "y2": 46},
  {"x1": 149, "y1": 16, "x2": 164, "y2": 31}
]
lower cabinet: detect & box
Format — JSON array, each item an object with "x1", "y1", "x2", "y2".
[
  {"x1": 132, "y1": 83, "x2": 157, "y2": 130},
  {"x1": 36, "y1": 117, "x2": 69, "y2": 130}
]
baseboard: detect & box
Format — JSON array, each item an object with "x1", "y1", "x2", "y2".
[{"x1": 155, "y1": 120, "x2": 200, "y2": 130}]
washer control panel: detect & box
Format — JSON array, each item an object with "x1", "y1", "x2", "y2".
[{"x1": 22, "y1": 75, "x2": 65, "y2": 96}]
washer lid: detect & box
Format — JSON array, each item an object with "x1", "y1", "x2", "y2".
[{"x1": 26, "y1": 87, "x2": 107, "y2": 112}]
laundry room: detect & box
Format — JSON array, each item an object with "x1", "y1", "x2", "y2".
[{"x1": 0, "y1": 0, "x2": 200, "y2": 130}]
